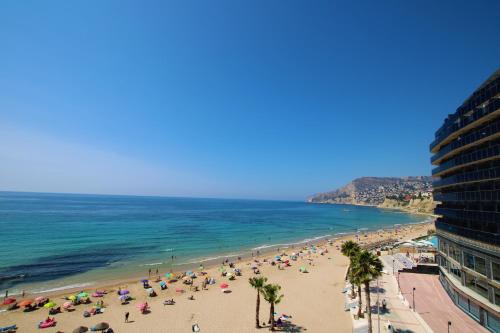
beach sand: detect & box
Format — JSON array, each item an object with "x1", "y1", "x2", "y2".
[{"x1": 0, "y1": 222, "x2": 434, "y2": 333}]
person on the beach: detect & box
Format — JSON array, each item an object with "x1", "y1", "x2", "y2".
[
  {"x1": 155, "y1": 268, "x2": 158, "y2": 275},
  {"x1": 125, "y1": 311, "x2": 129, "y2": 322},
  {"x1": 148, "y1": 268, "x2": 152, "y2": 276}
]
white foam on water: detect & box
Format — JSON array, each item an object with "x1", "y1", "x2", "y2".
[
  {"x1": 32, "y1": 282, "x2": 94, "y2": 294},
  {"x1": 140, "y1": 262, "x2": 163, "y2": 266}
]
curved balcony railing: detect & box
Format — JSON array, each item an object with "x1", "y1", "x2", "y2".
[
  {"x1": 433, "y1": 166, "x2": 500, "y2": 188},
  {"x1": 435, "y1": 207, "x2": 500, "y2": 223},
  {"x1": 432, "y1": 142, "x2": 500, "y2": 176},
  {"x1": 430, "y1": 97, "x2": 500, "y2": 152},
  {"x1": 431, "y1": 118, "x2": 500, "y2": 164},
  {"x1": 434, "y1": 190, "x2": 500, "y2": 203},
  {"x1": 436, "y1": 219, "x2": 499, "y2": 246}
]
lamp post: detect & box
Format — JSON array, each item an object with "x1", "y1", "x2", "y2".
[
  {"x1": 448, "y1": 321, "x2": 451, "y2": 333},
  {"x1": 376, "y1": 278, "x2": 381, "y2": 333},
  {"x1": 412, "y1": 287, "x2": 416, "y2": 312}
]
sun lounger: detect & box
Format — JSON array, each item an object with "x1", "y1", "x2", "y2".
[{"x1": 0, "y1": 325, "x2": 17, "y2": 333}]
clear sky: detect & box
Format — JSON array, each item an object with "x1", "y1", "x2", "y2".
[{"x1": 1, "y1": 1, "x2": 499, "y2": 200}]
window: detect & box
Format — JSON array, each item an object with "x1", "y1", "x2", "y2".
[
  {"x1": 493, "y1": 262, "x2": 500, "y2": 283},
  {"x1": 450, "y1": 262, "x2": 461, "y2": 279},
  {"x1": 475, "y1": 256, "x2": 487, "y2": 276},
  {"x1": 464, "y1": 252, "x2": 474, "y2": 269},
  {"x1": 487, "y1": 311, "x2": 500, "y2": 333},
  {"x1": 448, "y1": 243, "x2": 461, "y2": 263},
  {"x1": 465, "y1": 272, "x2": 489, "y2": 299}
]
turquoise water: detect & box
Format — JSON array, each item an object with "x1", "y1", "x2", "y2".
[
  {"x1": 428, "y1": 235, "x2": 438, "y2": 247},
  {"x1": 0, "y1": 192, "x2": 430, "y2": 294}
]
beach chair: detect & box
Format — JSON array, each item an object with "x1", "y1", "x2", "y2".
[{"x1": 0, "y1": 325, "x2": 17, "y2": 333}]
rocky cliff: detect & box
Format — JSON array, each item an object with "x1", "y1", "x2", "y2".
[{"x1": 378, "y1": 197, "x2": 437, "y2": 215}]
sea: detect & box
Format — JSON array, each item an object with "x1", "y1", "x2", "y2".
[{"x1": 0, "y1": 191, "x2": 431, "y2": 295}]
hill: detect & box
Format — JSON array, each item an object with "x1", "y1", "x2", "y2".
[{"x1": 307, "y1": 176, "x2": 433, "y2": 207}]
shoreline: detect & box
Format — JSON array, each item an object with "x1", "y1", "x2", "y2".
[
  {"x1": 1, "y1": 220, "x2": 435, "y2": 333},
  {"x1": 2, "y1": 219, "x2": 435, "y2": 302},
  {"x1": 308, "y1": 201, "x2": 439, "y2": 218}
]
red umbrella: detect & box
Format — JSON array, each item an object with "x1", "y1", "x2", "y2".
[
  {"x1": 220, "y1": 283, "x2": 229, "y2": 289},
  {"x1": 3, "y1": 297, "x2": 16, "y2": 305}
]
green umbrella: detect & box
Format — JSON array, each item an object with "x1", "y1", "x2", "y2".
[
  {"x1": 78, "y1": 292, "x2": 89, "y2": 298},
  {"x1": 44, "y1": 301, "x2": 57, "y2": 308}
]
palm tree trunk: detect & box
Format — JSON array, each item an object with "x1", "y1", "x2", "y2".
[
  {"x1": 349, "y1": 265, "x2": 355, "y2": 298},
  {"x1": 269, "y1": 303, "x2": 275, "y2": 331},
  {"x1": 365, "y1": 281, "x2": 372, "y2": 333},
  {"x1": 357, "y1": 284, "x2": 362, "y2": 317},
  {"x1": 256, "y1": 291, "x2": 260, "y2": 328}
]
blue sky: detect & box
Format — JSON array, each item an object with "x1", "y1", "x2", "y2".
[{"x1": 1, "y1": 1, "x2": 499, "y2": 200}]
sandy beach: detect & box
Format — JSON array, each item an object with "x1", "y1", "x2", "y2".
[{"x1": 0, "y1": 221, "x2": 434, "y2": 333}]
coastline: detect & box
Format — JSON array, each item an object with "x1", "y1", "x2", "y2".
[
  {"x1": 3, "y1": 214, "x2": 433, "y2": 298},
  {"x1": 309, "y1": 201, "x2": 439, "y2": 218},
  {"x1": 1, "y1": 220, "x2": 435, "y2": 333},
  {"x1": 1, "y1": 219, "x2": 435, "y2": 302}
]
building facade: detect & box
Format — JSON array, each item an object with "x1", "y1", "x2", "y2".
[{"x1": 431, "y1": 69, "x2": 500, "y2": 333}]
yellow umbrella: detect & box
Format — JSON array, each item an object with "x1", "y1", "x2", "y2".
[
  {"x1": 68, "y1": 295, "x2": 77, "y2": 301},
  {"x1": 44, "y1": 301, "x2": 57, "y2": 308}
]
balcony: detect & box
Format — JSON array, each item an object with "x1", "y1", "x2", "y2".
[
  {"x1": 436, "y1": 219, "x2": 499, "y2": 246},
  {"x1": 432, "y1": 142, "x2": 500, "y2": 176},
  {"x1": 433, "y1": 190, "x2": 500, "y2": 203},
  {"x1": 431, "y1": 118, "x2": 500, "y2": 165},
  {"x1": 433, "y1": 166, "x2": 500, "y2": 189},
  {"x1": 430, "y1": 97, "x2": 500, "y2": 153},
  {"x1": 434, "y1": 207, "x2": 500, "y2": 224}
]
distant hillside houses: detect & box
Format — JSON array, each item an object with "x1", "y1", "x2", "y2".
[{"x1": 308, "y1": 176, "x2": 433, "y2": 206}]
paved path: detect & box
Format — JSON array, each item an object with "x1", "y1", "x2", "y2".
[
  {"x1": 377, "y1": 256, "x2": 429, "y2": 333},
  {"x1": 398, "y1": 272, "x2": 488, "y2": 333}
]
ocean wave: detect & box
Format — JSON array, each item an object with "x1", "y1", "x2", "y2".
[
  {"x1": 32, "y1": 282, "x2": 94, "y2": 295},
  {"x1": 140, "y1": 262, "x2": 163, "y2": 266},
  {"x1": 162, "y1": 248, "x2": 174, "y2": 252},
  {"x1": 252, "y1": 234, "x2": 332, "y2": 251}
]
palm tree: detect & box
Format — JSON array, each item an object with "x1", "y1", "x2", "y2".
[
  {"x1": 262, "y1": 283, "x2": 284, "y2": 331},
  {"x1": 249, "y1": 277, "x2": 268, "y2": 328},
  {"x1": 341, "y1": 240, "x2": 360, "y2": 298},
  {"x1": 351, "y1": 250, "x2": 383, "y2": 333}
]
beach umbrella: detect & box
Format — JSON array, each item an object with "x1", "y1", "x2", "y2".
[
  {"x1": 44, "y1": 301, "x2": 57, "y2": 308},
  {"x1": 92, "y1": 322, "x2": 109, "y2": 332},
  {"x1": 220, "y1": 283, "x2": 229, "y2": 289},
  {"x1": 35, "y1": 296, "x2": 46, "y2": 302},
  {"x1": 18, "y1": 299, "x2": 34, "y2": 307},
  {"x1": 118, "y1": 289, "x2": 129, "y2": 295},
  {"x1": 63, "y1": 301, "x2": 73, "y2": 309},
  {"x1": 182, "y1": 275, "x2": 190, "y2": 280},
  {"x1": 3, "y1": 297, "x2": 16, "y2": 305},
  {"x1": 68, "y1": 295, "x2": 77, "y2": 301},
  {"x1": 119, "y1": 295, "x2": 128, "y2": 301},
  {"x1": 73, "y1": 326, "x2": 88, "y2": 333},
  {"x1": 77, "y1": 292, "x2": 88, "y2": 298},
  {"x1": 165, "y1": 273, "x2": 173, "y2": 278},
  {"x1": 137, "y1": 303, "x2": 148, "y2": 311},
  {"x1": 140, "y1": 279, "x2": 148, "y2": 283}
]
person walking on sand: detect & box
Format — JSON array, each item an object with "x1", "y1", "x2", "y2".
[
  {"x1": 125, "y1": 311, "x2": 129, "y2": 323},
  {"x1": 148, "y1": 268, "x2": 152, "y2": 276}
]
